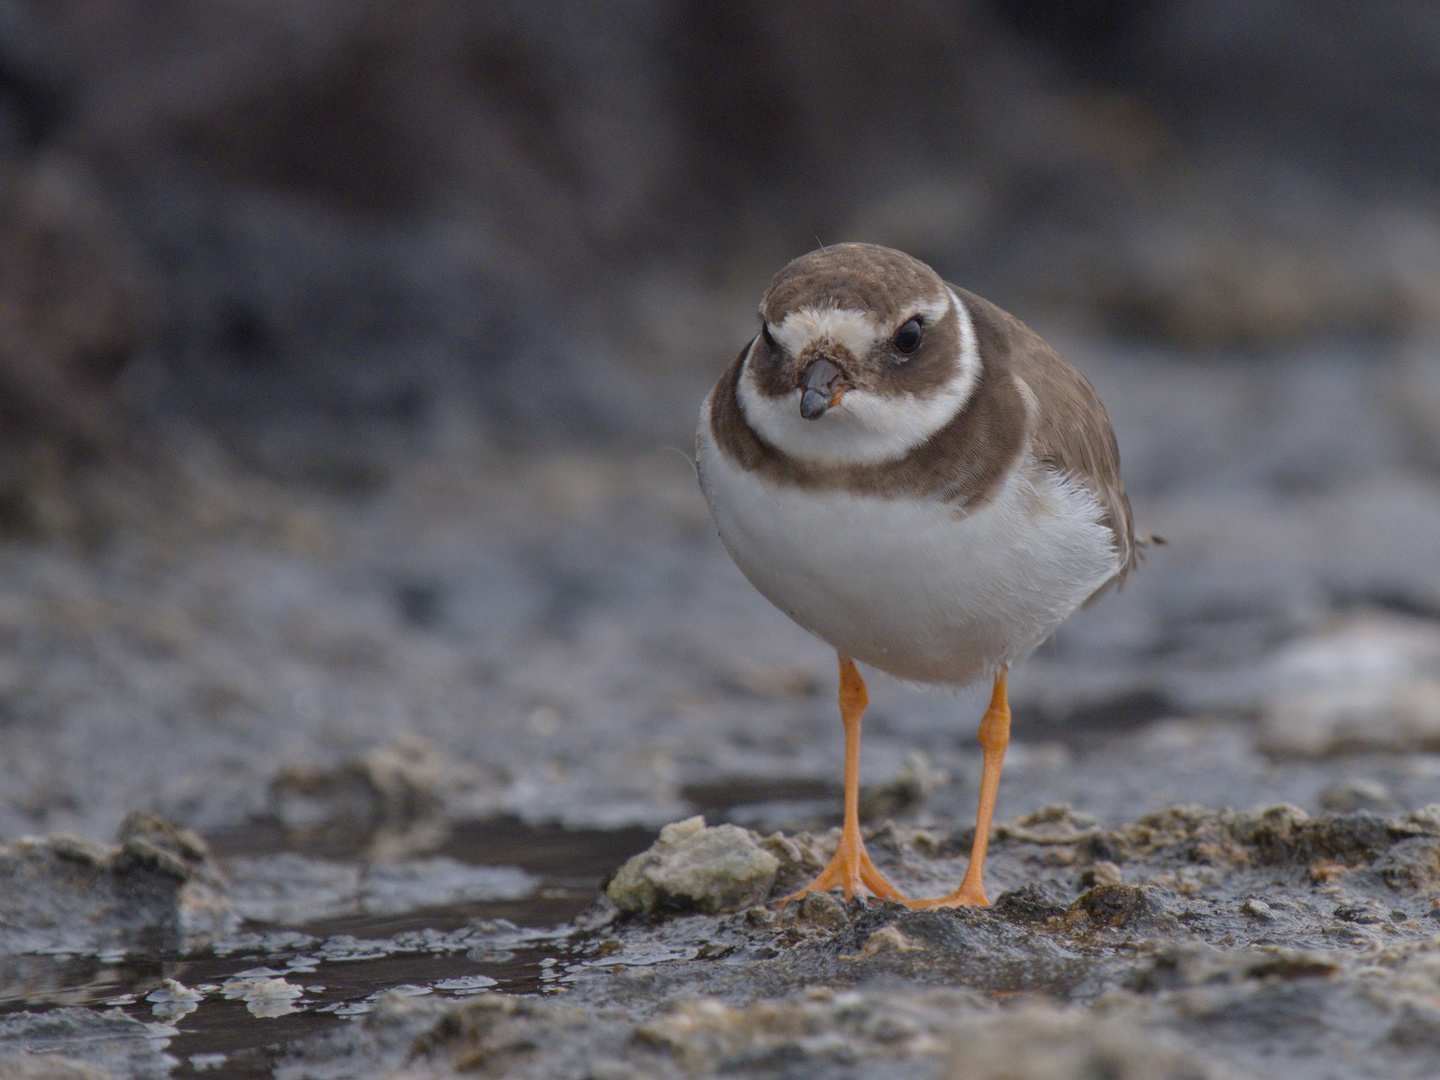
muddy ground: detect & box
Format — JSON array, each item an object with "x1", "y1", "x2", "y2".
[{"x1": 0, "y1": 336, "x2": 1439, "y2": 1078}]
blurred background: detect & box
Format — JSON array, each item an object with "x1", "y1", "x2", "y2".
[{"x1": 1, "y1": 0, "x2": 1440, "y2": 846}]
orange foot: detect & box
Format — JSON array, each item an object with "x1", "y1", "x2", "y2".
[
  {"x1": 781, "y1": 829, "x2": 911, "y2": 905},
  {"x1": 909, "y1": 880, "x2": 988, "y2": 909}
]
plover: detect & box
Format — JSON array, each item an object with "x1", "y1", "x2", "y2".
[{"x1": 696, "y1": 243, "x2": 1143, "y2": 907}]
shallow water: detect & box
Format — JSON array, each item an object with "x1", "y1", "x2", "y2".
[{"x1": 0, "y1": 819, "x2": 659, "y2": 1079}]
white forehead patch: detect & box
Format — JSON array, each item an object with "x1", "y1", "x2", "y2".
[
  {"x1": 769, "y1": 306, "x2": 882, "y2": 358},
  {"x1": 739, "y1": 289, "x2": 983, "y2": 468},
  {"x1": 766, "y1": 294, "x2": 952, "y2": 360}
]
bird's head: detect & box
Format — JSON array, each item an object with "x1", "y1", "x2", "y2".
[{"x1": 736, "y1": 243, "x2": 981, "y2": 467}]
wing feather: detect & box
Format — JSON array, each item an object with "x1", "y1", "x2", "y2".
[{"x1": 952, "y1": 287, "x2": 1139, "y2": 595}]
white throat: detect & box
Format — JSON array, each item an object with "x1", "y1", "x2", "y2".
[{"x1": 737, "y1": 288, "x2": 981, "y2": 468}]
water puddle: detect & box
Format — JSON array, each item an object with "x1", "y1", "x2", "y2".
[{"x1": 0, "y1": 818, "x2": 657, "y2": 1079}]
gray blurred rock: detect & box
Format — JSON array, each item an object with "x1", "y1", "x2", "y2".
[
  {"x1": 944, "y1": 1006, "x2": 1216, "y2": 1080},
  {"x1": 0, "y1": 154, "x2": 159, "y2": 444},
  {"x1": 860, "y1": 750, "x2": 949, "y2": 824},
  {"x1": 1318, "y1": 777, "x2": 1394, "y2": 813},
  {"x1": 0, "y1": 811, "x2": 234, "y2": 955},
  {"x1": 606, "y1": 816, "x2": 779, "y2": 915},
  {"x1": 225, "y1": 852, "x2": 534, "y2": 925},
  {"x1": 270, "y1": 735, "x2": 463, "y2": 860},
  {"x1": 1259, "y1": 614, "x2": 1440, "y2": 756},
  {"x1": 0, "y1": 1009, "x2": 172, "y2": 1080},
  {"x1": 0, "y1": 1056, "x2": 117, "y2": 1080}
]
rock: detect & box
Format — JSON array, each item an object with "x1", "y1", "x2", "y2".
[
  {"x1": 1259, "y1": 614, "x2": 1440, "y2": 756},
  {"x1": 1241, "y1": 898, "x2": 1274, "y2": 919},
  {"x1": 145, "y1": 979, "x2": 202, "y2": 1023},
  {"x1": 855, "y1": 924, "x2": 925, "y2": 957},
  {"x1": 944, "y1": 1005, "x2": 1217, "y2": 1080},
  {"x1": 636, "y1": 987, "x2": 972, "y2": 1073},
  {"x1": 222, "y1": 854, "x2": 366, "y2": 926},
  {"x1": 860, "y1": 751, "x2": 949, "y2": 823},
  {"x1": 0, "y1": 1055, "x2": 117, "y2": 1080},
  {"x1": 1319, "y1": 777, "x2": 1395, "y2": 813},
  {"x1": 0, "y1": 155, "x2": 159, "y2": 447},
  {"x1": 221, "y1": 974, "x2": 303, "y2": 1018},
  {"x1": 1140, "y1": 942, "x2": 1342, "y2": 991},
  {"x1": 409, "y1": 994, "x2": 598, "y2": 1077},
  {"x1": 1081, "y1": 861, "x2": 1125, "y2": 888},
  {"x1": 225, "y1": 852, "x2": 534, "y2": 924},
  {"x1": 994, "y1": 883, "x2": 1071, "y2": 923},
  {"x1": 717, "y1": 661, "x2": 820, "y2": 699},
  {"x1": 1068, "y1": 884, "x2": 1175, "y2": 931},
  {"x1": 794, "y1": 890, "x2": 848, "y2": 931},
  {"x1": 0, "y1": 1009, "x2": 173, "y2": 1080},
  {"x1": 997, "y1": 804, "x2": 1101, "y2": 845},
  {"x1": 269, "y1": 735, "x2": 462, "y2": 859},
  {"x1": 1334, "y1": 901, "x2": 1387, "y2": 925},
  {"x1": 0, "y1": 811, "x2": 233, "y2": 955},
  {"x1": 760, "y1": 831, "x2": 828, "y2": 896},
  {"x1": 605, "y1": 816, "x2": 779, "y2": 915},
  {"x1": 1374, "y1": 837, "x2": 1440, "y2": 890}
]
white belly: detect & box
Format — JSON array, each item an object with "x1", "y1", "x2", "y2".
[{"x1": 697, "y1": 413, "x2": 1119, "y2": 685}]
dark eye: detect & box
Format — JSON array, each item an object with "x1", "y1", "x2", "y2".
[
  {"x1": 761, "y1": 323, "x2": 778, "y2": 351},
  {"x1": 893, "y1": 317, "x2": 923, "y2": 355}
]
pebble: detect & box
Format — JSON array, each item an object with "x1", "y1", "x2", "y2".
[{"x1": 606, "y1": 816, "x2": 779, "y2": 915}]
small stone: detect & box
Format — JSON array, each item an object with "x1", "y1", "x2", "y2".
[
  {"x1": 220, "y1": 975, "x2": 302, "y2": 1018},
  {"x1": 1334, "y1": 902, "x2": 1385, "y2": 924},
  {"x1": 945, "y1": 1004, "x2": 1214, "y2": 1080},
  {"x1": 762, "y1": 832, "x2": 828, "y2": 895},
  {"x1": 1241, "y1": 946, "x2": 1341, "y2": 980},
  {"x1": 1308, "y1": 859, "x2": 1351, "y2": 885},
  {"x1": 146, "y1": 979, "x2": 203, "y2": 1022},
  {"x1": 1241, "y1": 898, "x2": 1274, "y2": 919},
  {"x1": 795, "y1": 890, "x2": 847, "y2": 930},
  {"x1": 859, "y1": 751, "x2": 948, "y2": 823},
  {"x1": 1374, "y1": 837, "x2": 1440, "y2": 890},
  {"x1": 1068, "y1": 883, "x2": 1172, "y2": 930},
  {"x1": 269, "y1": 734, "x2": 462, "y2": 860},
  {"x1": 1259, "y1": 615, "x2": 1440, "y2": 756},
  {"x1": 994, "y1": 883, "x2": 1070, "y2": 922},
  {"x1": 0, "y1": 816, "x2": 235, "y2": 954},
  {"x1": 718, "y1": 662, "x2": 820, "y2": 699},
  {"x1": 1319, "y1": 777, "x2": 1393, "y2": 813},
  {"x1": 997, "y1": 804, "x2": 1100, "y2": 844},
  {"x1": 0, "y1": 1054, "x2": 118, "y2": 1080},
  {"x1": 856, "y1": 924, "x2": 923, "y2": 957},
  {"x1": 1081, "y1": 861, "x2": 1124, "y2": 887},
  {"x1": 605, "y1": 816, "x2": 780, "y2": 915}
]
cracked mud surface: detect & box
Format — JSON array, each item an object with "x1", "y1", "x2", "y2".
[{"x1": 0, "y1": 343, "x2": 1439, "y2": 1077}]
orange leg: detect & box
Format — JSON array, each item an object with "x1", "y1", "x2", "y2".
[
  {"x1": 781, "y1": 655, "x2": 910, "y2": 905},
  {"x1": 915, "y1": 667, "x2": 1010, "y2": 908}
]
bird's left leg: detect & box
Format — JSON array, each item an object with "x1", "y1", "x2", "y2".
[
  {"x1": 914, "y1": 667, "x2": 1010, "y2": 908},
  {"x1": 780, "y1": 655, "x2": 910, "y2": 905}
]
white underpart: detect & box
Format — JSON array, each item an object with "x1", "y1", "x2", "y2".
[
  {"x1": 697, "y1": 400, "x2": 1120, "y2": 685},
  {"x1": 739, "y1": 290, "x2": 980, "y2": 467}
]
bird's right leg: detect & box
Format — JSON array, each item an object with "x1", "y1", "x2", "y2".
[{"x1": 781, "y1": 655, "x2": 910, "y2": 905}]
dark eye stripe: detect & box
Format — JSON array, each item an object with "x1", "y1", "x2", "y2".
[{"x1": 761, "y1": 323, "x2": 778, "y2": 351}]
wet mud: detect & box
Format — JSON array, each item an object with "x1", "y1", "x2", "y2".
[{"x1": 0, "y1": 343, "x2": 1438, "y2": 1077}]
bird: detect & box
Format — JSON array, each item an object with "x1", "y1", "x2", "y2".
[{"x1": 695, "y1": 243, "x2": 1143, "y2": 908}]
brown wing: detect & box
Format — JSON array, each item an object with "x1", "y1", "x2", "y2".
[{"x1": 953, "y1": 287, "x2": 1138, "y2": 594}]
